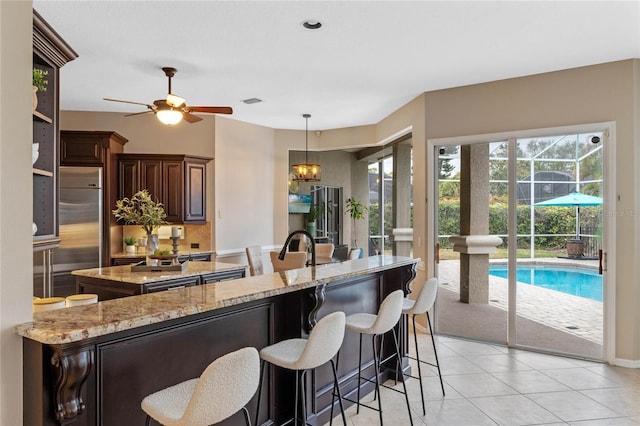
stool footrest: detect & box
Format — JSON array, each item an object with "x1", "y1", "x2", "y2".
[{"x1": 407, "y1": 354, "x2": 439, "y2": 369}]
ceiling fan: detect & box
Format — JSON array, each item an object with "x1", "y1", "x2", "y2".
[{"x1": 103, "y1": 67, "x2": 232, "y2": 125}]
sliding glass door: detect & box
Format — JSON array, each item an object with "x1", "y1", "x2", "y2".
[{"x1": 434, "y1": 129, "x2": 605, "y2": 360}]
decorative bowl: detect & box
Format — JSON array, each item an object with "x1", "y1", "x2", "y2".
[
  {"x1": 148, "y1": 254, "x2": 178, "y2": 260},
  {"x1": 32, "y1": 143, "x2": 39, "y2": 165}
]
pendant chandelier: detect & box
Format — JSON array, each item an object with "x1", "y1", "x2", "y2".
[{"x1": 291, "y1": 114, "x2": 321, "y2": 182}]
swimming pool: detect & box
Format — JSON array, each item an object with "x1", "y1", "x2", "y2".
[{"x1": 488, "y1": 265, "x2": 603, "y2": 302}]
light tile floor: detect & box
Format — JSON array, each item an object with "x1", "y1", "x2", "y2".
[{"x1": 325, "y1": 330, "x2": 640, "y2": 426}]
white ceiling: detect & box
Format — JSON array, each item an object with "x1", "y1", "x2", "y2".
[{"x1": 33, "y1": 1, "x2": 640, "y2": 131}]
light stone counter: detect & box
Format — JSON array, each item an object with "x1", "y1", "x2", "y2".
[
  {"x1": 71, "y1": 261, "x2": 244, "y2": 285},
  {"x1": 17, "y1": 256, "x2": 418, "y2": 345}
]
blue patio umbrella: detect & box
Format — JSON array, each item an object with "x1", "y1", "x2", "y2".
[{"x1": 534, "y1": 191, "x2": 603, "y2": 239}]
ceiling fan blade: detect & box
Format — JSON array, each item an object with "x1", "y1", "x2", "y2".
[
  {"x1": 183, "y1": 106, "x2": 233, "y2": 114},
  {"x1": 124, "y1": 110, "x2": 153, "y2": 117},
  {"x1": 182, "y1": 112, "x2": 203, "y2": 123},
  {"x1": 103, "y1": 98, "x2": 153, "y2": 108}
]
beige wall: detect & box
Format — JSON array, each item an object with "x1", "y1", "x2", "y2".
[
  {"x1": 0, "y1": 2, "x2": 33, "y2": 424},
  {"x1": 214, "y1": 116, "x2": 276, "y2": 254},
  {"x1": 421, "y1": 60, "x2": 639, "y2": 363}
]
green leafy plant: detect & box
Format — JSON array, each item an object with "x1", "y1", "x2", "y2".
[
  {"x1": 32, "y1": 68, "x2": 48, "y2": 92},
  {"x1": 124, "y1": 236, "x2": 137, "y2": 246},
  {"x1": 345, "y1": 196, "x2": 367, "y2": 248},
  {"x1": 306, "y1": 205, "x2": 318, "y2": 223},
  {"x1": 112, "y1": 190, "x2": 167, "y2": 235}
]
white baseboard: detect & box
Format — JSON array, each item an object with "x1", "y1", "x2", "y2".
[
  {"x1": 610, "y1": 358, "x2": 640, "y2": 368},
  {"x1": 215, "y1": 245, "x2": 280, "y2": 258}
]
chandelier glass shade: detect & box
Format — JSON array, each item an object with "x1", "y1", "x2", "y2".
[{"x1": 291, "y1": 114, "x2": 321, "y2": 182}]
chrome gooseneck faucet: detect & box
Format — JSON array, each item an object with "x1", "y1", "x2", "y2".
[{"x1": 278, "y1": 230, "x2": 316, "y2": 267}]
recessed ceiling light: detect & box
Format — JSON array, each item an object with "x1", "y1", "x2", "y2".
[
  {"x1": 242, "y1": 97, "x2": 262, "y2": 104},
  {"x1": 302, "y1": 19, "x2": 322, "y2": 30}
]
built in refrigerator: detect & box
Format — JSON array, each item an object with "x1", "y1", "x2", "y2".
[{"x1": 53, "y1": 166, "x2": 103, "y2": 296}]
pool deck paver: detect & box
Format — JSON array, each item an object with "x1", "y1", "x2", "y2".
[{"x1": 438, "y1": 258, "x2": 603, "y2": 344}]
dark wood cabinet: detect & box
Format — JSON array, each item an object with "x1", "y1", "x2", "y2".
[
  {"x1": 185, "y1": 160, "x2": 207, "y2": 221},
  {"x1": 32, "y1": 11, "x2": 78, "y2": 297},
  {"x1": 118, "y1": 154, "x2": 211, "y2": 223},
  {"x1": 162, "y1": 160, "x2": 183, "y2": 222}
]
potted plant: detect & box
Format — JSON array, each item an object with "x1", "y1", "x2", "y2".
[
  {"x1": 32, "y1": 68, "x2": 48, "y2": 111},
  {"x1": 345, "y1": 196, "x2": 367, "y2": 258},
  {"x1": 113, "y1": 190, "x2": 167, "y2": 261},
  {"x1": 305, "y1": 205, "x2": 318, "y2": 237},
  {"x1": 124, "y1": 236, "x2": 137, "y2": 254}
]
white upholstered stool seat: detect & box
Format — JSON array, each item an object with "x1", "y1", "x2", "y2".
[
  {"x1": 255, "y1": 311, "x2": 347, "y2": 426},
  {"x1": 343, "y1": 290, "x2": 413, "y2": 426},
  {"x1": 398, "y1": 277, "x2": 444, "y2": 415},
  {"x1": 141, "y1": 346, "x2": 259, "y2": 426}
]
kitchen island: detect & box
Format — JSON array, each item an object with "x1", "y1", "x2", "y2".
[
  {"x1": 18, "y1": 255, "x2": 418, "y2": 426},
  {"x1": 72, "y1": 261, "x2": 247, "y2": 300}
]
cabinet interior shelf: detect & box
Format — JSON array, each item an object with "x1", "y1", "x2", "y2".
[
  {"x1": 33, "y1": 110, "x2": 52, "y2": 123},
  {"x1": 32, "y1": 168, "x2": 53, "y2": 177}
]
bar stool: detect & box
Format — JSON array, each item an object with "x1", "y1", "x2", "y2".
[
  {"x1": 255, "y1": 311, "x2": 347, "y2": 426},
  {"x1": 342, "y1": 290, "x2": 413, "y2": 426},
  {"x1": 33, "y1": 297, "x2": 66, "y2": 313},
  {"x1": 65, "y1": 293, "x2": 98, "y2": 307},
  {"x1": 141, "y1": 346, "x2": 259, "y2": 426},
  {"x1": 398, "y1": 277, "x2": 445, "y2": 416}
]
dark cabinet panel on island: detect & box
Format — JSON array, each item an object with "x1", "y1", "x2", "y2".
[
  {"x1": 111, "y1": 252, "x2": 212, "y2": 266},
  {"x1": 117, "y1": 154, "x2": 211, "y2": 223}
]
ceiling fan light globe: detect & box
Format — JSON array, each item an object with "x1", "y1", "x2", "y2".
[{"x1": 156, "y1": 109, "x2": 183, "y2": 125}]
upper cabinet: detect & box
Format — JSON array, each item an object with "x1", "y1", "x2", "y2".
[
  {"x1": 117, "y1": 154, "x2": 211, "y2": 223},
  {"x1": 32, "y1": 10, "x2": 78, "y2": 250}
]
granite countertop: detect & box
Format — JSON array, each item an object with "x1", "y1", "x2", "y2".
[
  {"x1": 111, "y1": 250, "x2": 214, "y2": 259},
  {"x1": 17, "y1": 256, "x2": 418, "y2": 345},
  {"x1": 71, "y1": 261, "x2": 246, "y2": 285}
]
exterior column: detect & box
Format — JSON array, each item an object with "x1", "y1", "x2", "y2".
[
  {"x1": 453, "y1": 145, "x2": 501, "y2": 303},
  {"x1": 393, "y1": 143, "x2": 412, "y2": 256}
]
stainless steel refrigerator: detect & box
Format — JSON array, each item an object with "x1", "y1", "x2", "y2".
[{"x1": 54, "y1": 166, "x2": 103, "y2": 296}]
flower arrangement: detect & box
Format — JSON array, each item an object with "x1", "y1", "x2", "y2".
[
  {"x1": 33, "y1": 68, "x2": 48, "y2": 92},
  {"x1": 112, "y1": 190, "x2": 167, "y2": 235}
]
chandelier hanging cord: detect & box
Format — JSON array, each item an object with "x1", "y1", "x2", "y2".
[{"x1": 304, "y1": 113, "x2": 310, "y2": 165}]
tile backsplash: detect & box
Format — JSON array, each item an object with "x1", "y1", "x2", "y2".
[{"x1": 122, "y1": 223, "x2": 212, "y2": 252}]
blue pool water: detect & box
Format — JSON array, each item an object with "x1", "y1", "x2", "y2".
[{"x1": 488, "y1": 265, "x2": 603, "y2": 302}]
